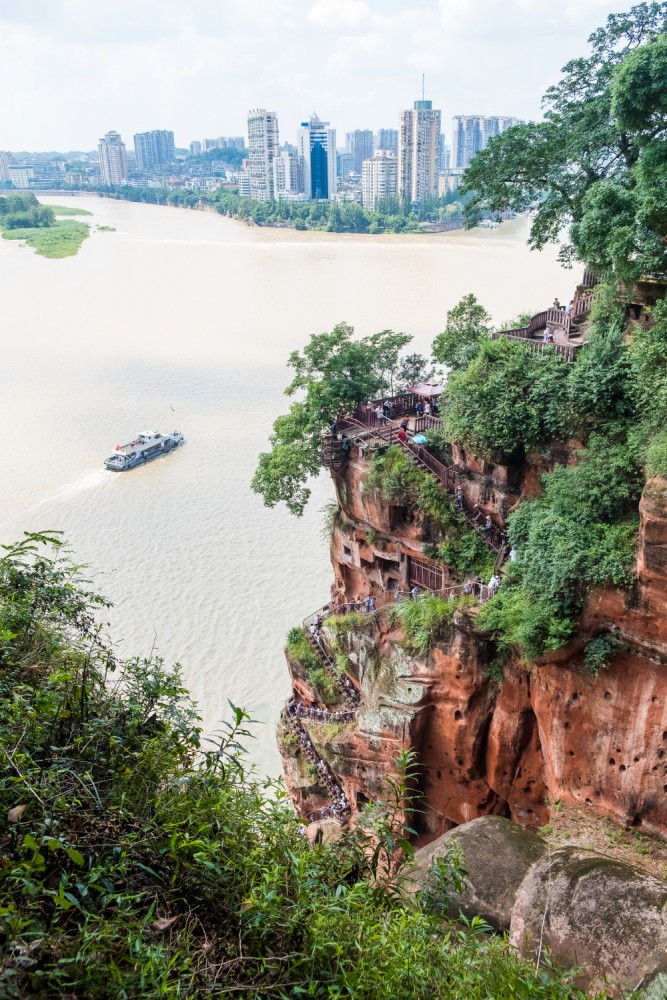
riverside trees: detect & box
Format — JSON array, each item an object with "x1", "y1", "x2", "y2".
[{"x1": 251, "y1": 323, "x2": 413, "y2": 516}]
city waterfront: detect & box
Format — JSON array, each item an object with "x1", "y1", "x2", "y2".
[{"x1": 0, "y1": 195, "x2": 572, "y2": 776}]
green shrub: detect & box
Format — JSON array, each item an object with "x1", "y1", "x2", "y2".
[
  {"x1": 365, "y1": 445, "x2": 423, "y2": 503},
  {"x1": 439, "y1": 529, "x2": 495, "y2": 580},
  {"x1": 391, "y1": 594, "x2": 459, "y2": 655},
  {"x1": 583, "y1": 635, "x2": 620, "y2": 676},
  {"x1": 309, "y1": 666, "x2": 339, "y2": 702},
  {"x1": 646, "y1": 430, "x2": 667, "y2": 477},
  {"x1": 286, "y1": 626, "x2": 321, "y2": 671},
  {"x1": 0, "y1": 534, "x2": 593, "y2": 999}
]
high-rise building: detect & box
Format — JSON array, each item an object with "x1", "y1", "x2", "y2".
[
  {"x1": 451, "y1": 115, "x2": 524, "y2": 169},
  {"x1": 398, "y1": 99, "x2": 441, "y2": 204},
  {"x1": 98, "y1": 131, "x2": 128, "y2": 185},
  {"x1": 133, "y1": 130, "x2": 175, "y2": 172},
  {"x1": 247, "y1": 109, "x2": 280, "y2": 201},
  {"x1": 361, "y1": 151, "x2": 398, "y2": 211},
  {"x1": 375, "y1": 129, "x2": 398, "y2": 156},
  {"x1": 273, "y1": 150, "x2": 305, "y2": 199},
  {"x1": 345, "y1": 129, "x2": 374, "y2": 174},
  {"x1": 190, "y1": 141, "x2": 202, "y2": 156},
  {"x1": 296, "y1": 115, "x2": 337, "y2": 201},
  {"x1": 0, "y1": 151, "x2": 12, "y2": 182},
  {"x1": 8, "y1": 165, "x2": 33, "y2": 189},
  {"x1": 337, "y1": 152, "x2": 354, "y2": 178}
]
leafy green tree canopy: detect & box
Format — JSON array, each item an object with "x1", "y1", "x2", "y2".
[
  {"x1": 252, "y1": 323, "x2": 411, "y2": 515},
  {"x1": 432, "y1": 293, "x2": 492, "y2": 371},
  {"x1": 462, "y1": 3, "x2": 667, "y2": 282}
]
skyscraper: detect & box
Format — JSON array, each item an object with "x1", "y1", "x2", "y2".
[
  {"x1": 133, "y1": 130, "x2": 175, "y2": 172},
  {"x1": 451, "y1": 115, "x2": 524, "y2": 169},
  {"x1": 375, "y1": 129, "x2": 398, "y2": 156},
  {"x1": 398, "y1": 99, "x2": 441, "y2": 203},
  {"x1": 247, "y1": 109, "x2": 280, "y2": 201},
  {"x1": 361, "y1": 151, "x2": 398, "y2": 211},
  {"x1": 0, "y1": 150, "x2": 12, "y2": 182},
  {"x1": 189, "y1": 141, "x2": 202, "y2": 156},
  {"x1": 273, "y1": 150, "x2": 305, "y2": 199},
  {"x1": 345, "y1": 129, "x2": 374, "y2": 174},
  {"x1": 296, "y1": 115, "x2": 337, "y2": 201},
  {"x1": 98, "y1": 131, "x2": 128, "y2": 185}
]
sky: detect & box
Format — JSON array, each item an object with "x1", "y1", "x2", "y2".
[{"x1": 0, "y1": 0, "x2": 634, "y2": 152}]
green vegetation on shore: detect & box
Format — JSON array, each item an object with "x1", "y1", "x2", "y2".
[
  {"x1": 3, "y1": 220, "x2": 90, "y2": 259},
  {"x1": 0, "y1": 532, "x2": 590, "y2": 998},
  {"x1": 0, "y1": 193, "x2": 89, "y2": 258},
  {"x1": 81, "y1": 182, "x2": 467, "y2": 234}
]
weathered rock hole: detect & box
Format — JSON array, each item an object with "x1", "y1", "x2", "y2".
[
  {"x1": 454, "y1": 710, "x2": 462, "y2": 720},
  {"x1": 652, "y1": 696, "x2": 658, "y2": 703},
  {"x1": 563, "y1": 722, "x2": 571, "y2": 730},
  {"x1": 437, "y1": 770, "x2": 442, "y2": 780},
  {"x1": 457, "y1": 759, "x2": 464, "y2": 767},
  {"x1": 619, "y1": 764, "x2": 627, "y2": 772},
  {"x1": 632, "y1": 815, "x2": 643, "y2": 827},
  {"x1": 609, "y1": 758, "x2": 616, "y2": 766},
  {"x1": 604, "y1": 692, "x2": 612, "y2": 701},
  {"x1": 663, "y1": 731, "x2": 667, "y2": 740},
  {"x1": 568, "y1": 751, "x2": 575, "y2": 757},
  {"x1": 572, "y1": 692, "x2": 580, "y2": 702},
  {"x1": 659, "y1": 750, "x2": 665, "y2": 760},
  {"x1": 634, "y1": 756, "x2": 640, "y2": 763},
  {"x1": 585, "y1": 797, "x2": 592, "y2": 804}
]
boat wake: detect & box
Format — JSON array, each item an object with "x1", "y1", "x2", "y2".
[{"x1": 30, "y1": 468, "x2": 110, "y2": 509}]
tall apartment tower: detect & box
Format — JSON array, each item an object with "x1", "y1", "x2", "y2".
[
  {"x1": 98, "y1": 131, "x2": 128, "y2": 185},
  {"x1": 133, "y1": 130, "x2": 175, "y2": 172},
  {"x1": 345, "y1": 129, "x2": 374, "y2": 174},
  {"x1": 296, "y1": 115, "x2": 337, "y2": 201},
  {"x1": 273, "y1": 150, "x2": 304, "y2": 198},
  {"x1": 247, "y1": 109, "x2": 280, "y2": 201},
  {"x1": 0, "y1": 151, "x2": 12, "y2": 182},
  {"x1": 375, "y1": 129, "x2": 398, "y2": 155},
  {"x1": 361, "y1": 151, "x2": 398, "y2": 211},
  {"x1": 398, "y1": 99, "x2": 441, "y2": 204},
  {"x1": 451, "y1": 115, "x2": 524, "y2": 169}
]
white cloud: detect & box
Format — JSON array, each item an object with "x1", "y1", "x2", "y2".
[{"x1": 0, "y1": 0, "x2": 635, "y2": 149}]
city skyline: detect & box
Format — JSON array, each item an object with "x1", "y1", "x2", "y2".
[{"x1": 0, "y1": 0, "x2": 632, "y2": 150}]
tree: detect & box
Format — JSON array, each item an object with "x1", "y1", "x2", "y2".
[
  {"x1": 461, "y1": 3, "x2": 667, "y2": 282},
  {"x1": 252, "y1": 323, "x2": 411, "y2": 515},
  {"x1": 432, "y1": 294, "x2": 492, "y2": 371},
  {"x1": 393, "y1": 353, "x2": 438, "y2": 392}
]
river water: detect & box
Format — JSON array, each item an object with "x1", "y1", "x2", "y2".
[{"x1": 0, "y1": 196, "x2": 572, "y2": 776}]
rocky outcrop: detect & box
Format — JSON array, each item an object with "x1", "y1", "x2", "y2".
[
  {"x1": 279, "y1": 433, "x2": 667, "y2": 845},
  {"x1": 408, "y1": 816, "x2": 667, "y2": 997}
]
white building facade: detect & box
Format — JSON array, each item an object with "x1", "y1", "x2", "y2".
[
  {"x1": 296, "y1": 115, "x2": 337, "y2": 201},
  {"x1": 398, "y1": 100, "x2": 441, "y2": 204},
  {"x1": 98, "y1": 131, "x2": 128, "y2": 185},
  {"x1": 272, "y1": 150, "x2": 305, "y2": 199},
  {"x1": 451, "y1": 115, "x2": 524, "y2": 169},
  {"x1": 247, "y1": 109, "x2": 280, "y2": 201},
  {"x1": 361, "y1": 152, "x2": 398, "y2": 211}
]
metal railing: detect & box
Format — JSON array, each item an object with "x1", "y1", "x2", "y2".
[{"x1": 284, "y1": 700, "x2": 351, "y2": 822}]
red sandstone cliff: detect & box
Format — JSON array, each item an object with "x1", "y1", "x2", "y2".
[{"x1": 279, "y1": 440, "x2": 667, "y2": 845}]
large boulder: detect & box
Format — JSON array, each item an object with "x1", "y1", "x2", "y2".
[
  {"x1": 510, "y1": 847, "x2": 667, "y2": 995},
  {"x1": 407, "y1": 815, "x2": 548, "y2": 930},
  {"x1": 409, "y1": 815, "x2": 667, "y2": 996}
]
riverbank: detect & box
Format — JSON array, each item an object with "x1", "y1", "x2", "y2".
[{"x1": 33, "y1": 184, "x2": 471, "y2": 235}]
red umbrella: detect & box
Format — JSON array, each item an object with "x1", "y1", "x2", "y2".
[{"x1": 408, "y1": 382, "x2": 443, "y2": 397}]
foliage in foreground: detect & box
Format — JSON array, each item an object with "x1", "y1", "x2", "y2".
[{"x1": 0, "y1": 534, "x2": 593, "y2": 998}]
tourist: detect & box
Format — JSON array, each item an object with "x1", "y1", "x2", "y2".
[
  {"x1": 424, "y1": 400, "x2": 432, "y2": 416},
  {"x1": 463, "y1": 580, "x2": 472, "y2": 595},
  {"x1": 415, "y1": 400, "x2": 424, "y2": 417},
  {"x1": 369, "y1": 596, "x2": 376, "y2": 612},
  {"x1": 509, "y1": 547, "x2": 517, "y2": 562},
  {"x1": 364, "y1": 594, "x2": 372, "y2": 613},
  {"x1": 410, "y1": 585, "x2": 419, "y2": 599},
  {"x1": 543, "y1": 326, "x2": 551, "y2": 343},
  {"x1": 342, "y1": 437, "x2": 351, "y2": 460},
  {"x1": 448, "y1": 589, "x2": 456, "y2": 602},
  {"x1": 566, "y1": 301, "x2": 573, "y2": 316},
  {"x1": 400, "y1": 418, "x2": 409, "y2": 432},
  {"x1": 397, "y1": 427, "x2": 407, "y2": 443},
  {"x1": 553, "y1": 297, "x2": 561, "y2": 309},
  {"x1": 455, "y1": 486, "x2": 463, "y2": 510},
  {"x1": 488, "y1": 573, "x2": 501, "y2": 596},
  {"x1": 375, "y1": 404, "x2": 386, "y2": 424},
  {"x1": 483, "y1": 515, "x2": 493, "y2": 536}
]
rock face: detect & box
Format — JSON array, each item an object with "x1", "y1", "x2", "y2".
[
  {"x1": 279, "y1": 438, "x2": 667, "y2": 845},
  {"x1": 409, "y1": 816, "x2": 667, "y2": 997}
]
